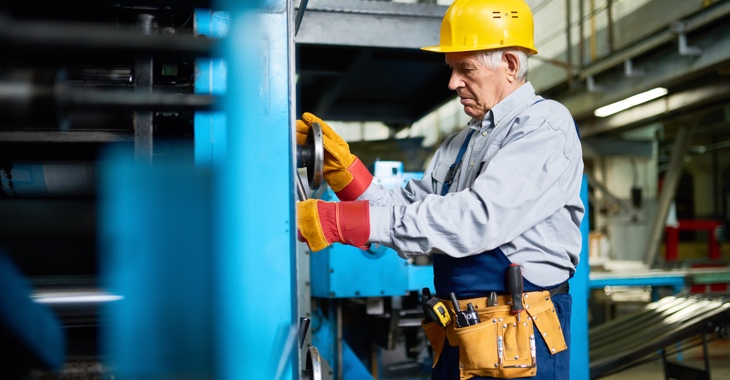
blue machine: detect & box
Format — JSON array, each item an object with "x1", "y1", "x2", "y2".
[
  {"x1": 101, "y1": 2, "x2": 298, "y2": 379},
  {"x1": 311, "y1": 161, "x2": 431, "y2": 299},
  {"x1": 309, "y1": 161, "x2": 432, "y2": 379}
]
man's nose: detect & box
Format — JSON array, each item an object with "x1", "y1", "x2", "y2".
[{"x1": 448, "y1": 71, "x2": 462, "y2": 91}]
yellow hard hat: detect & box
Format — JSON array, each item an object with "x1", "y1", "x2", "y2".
[{"x1": 422, "y1": 0, "x2": 538, "y2": 55}]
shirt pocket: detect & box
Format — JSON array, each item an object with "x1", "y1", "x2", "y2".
[
  {"x1": 472, "y1": 141, "x2": 501, "y2": 185},
  {"x1": 431, "y1": 162, "x2": 452, "y2": 195}
]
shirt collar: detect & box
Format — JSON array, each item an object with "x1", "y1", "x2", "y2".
[{"x1": 469, "y1": 81, "x2": 536, "y2": 131}]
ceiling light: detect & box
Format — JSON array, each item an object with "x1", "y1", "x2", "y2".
[
  {"x1": 594, "y1": 87, "x2": 668, "y2": 117},
  {"x1": 32, "y1": 293, "x2": 123, "y2": 304}
]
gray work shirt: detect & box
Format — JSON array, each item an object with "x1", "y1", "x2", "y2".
[{"x1": 363, "y1": 82, "x2": 584, "y2": 287}]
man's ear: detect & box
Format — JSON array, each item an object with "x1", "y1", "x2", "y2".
[{"x1": 503, "y1": 52, "x2": 520, "y2": 83}]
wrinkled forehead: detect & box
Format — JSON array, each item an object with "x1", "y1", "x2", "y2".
[{"x1": 444, "y1": 50, "x2": 485, "y2": 66}]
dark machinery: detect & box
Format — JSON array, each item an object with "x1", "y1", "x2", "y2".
[{"x1": 0, "y1": 2, "x2": 214, "y2": 378}]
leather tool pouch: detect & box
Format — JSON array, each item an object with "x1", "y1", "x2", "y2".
[
  {"x1": 421, "y1": 319, "x2": 447, "y2": 367},
  {"x1": 421, "y1": 291, "x2": 567, "y2": 379}
]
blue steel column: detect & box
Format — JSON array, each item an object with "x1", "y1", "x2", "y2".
[
  {"x1": 214, "y1": 1, "x2": 296, "y2": 379},
  {"x1": 194, "y1": 10, "x2": 229, "y2": 166},
  {"x1": 569, "y1": 175, "x2": 590, "y2": 379}
]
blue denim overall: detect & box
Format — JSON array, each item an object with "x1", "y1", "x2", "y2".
[
  {"x1": 430, "y1": 250, "x2": 572, "y2": 380},
  {"x1": 430, "y1": 117, "x2": 574, "y2": 379}
]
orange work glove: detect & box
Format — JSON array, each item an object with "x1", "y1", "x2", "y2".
[
  {"x1": 296, "y1": 112, "x2": 373, "y2": 201},
  {"x1": 297, "y1": 199, "x2": 370, "y2": 252}
]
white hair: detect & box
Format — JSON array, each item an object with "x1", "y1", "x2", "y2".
[{"x1": 476, "y1": 48, "x2": 529, "y2": 80}]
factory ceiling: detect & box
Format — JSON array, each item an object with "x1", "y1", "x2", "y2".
[
  {"x1": 295, "y1": 0, "x2": 730, "y2": 147},
  {"x1": 294, "y1": 0, "x2": 454, "y2": 127}
]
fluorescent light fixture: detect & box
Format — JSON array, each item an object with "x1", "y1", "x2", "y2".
[
  {"x1": 32, "y1": 293, "x2": 123, "y2": 304},
  {"x1": 594, "y1": 87, "x2": 668, "y2": 117}
]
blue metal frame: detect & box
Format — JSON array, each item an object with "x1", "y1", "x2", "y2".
[
  {"x1": 102, "y1": 2, "x2": 297, "y2": 379},
  {"x1": 589, "y1": 274, "x2": 686, "y2": 294},
  {"x1": 311, "y1": 244, "x2": 410, "y2": 298},
  {"x1": 312, "y1": 166, "x2": 434, "y2": 299},
  {"x1": 0, "y1": 253, "x2": 65, "y2": 372},
  {"x1": 101, "y1": 155, "x2": 214, "y2": 377},
  {"x1": 194, "y1": 10, "x2": 229, "y2": 166},
  {"x1": 569, "y1": 175, "x2": 591, "y2": 380},
  {"x1": 214, "y1": 1, "x2": 296, "y2": 379}
]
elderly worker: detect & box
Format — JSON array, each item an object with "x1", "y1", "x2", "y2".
[{"x1": 296, "y1": 0, "x2": 584, "y2": 379}]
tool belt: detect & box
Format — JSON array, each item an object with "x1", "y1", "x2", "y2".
[{"x1": 421, "y1": 289, "x2": 568, "y2": 379}]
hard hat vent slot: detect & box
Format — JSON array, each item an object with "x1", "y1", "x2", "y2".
[
  {"x1": 511, "y1": 12, "x2": 519, "y2": 18},
  {"x1": 492, "y1": 11, "x2": 501, "y2": 18}
]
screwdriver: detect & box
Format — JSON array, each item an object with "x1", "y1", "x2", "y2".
[{"x1": 507, "y1": 263, "x2": 525, "y2": 321}]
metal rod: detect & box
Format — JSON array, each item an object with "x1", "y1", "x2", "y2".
[
  {"x1": 565, "y1": 0, "x2": 573, "y2": 86},
  {"x1": 337, "y1": 300, "x2": 343, "y2": 380},
  {"x1": 294, "y1": 0, "x2": 311, "y2": 36},
  {"x1": 296, "y1": 171, "x2": 308, "y2": 201},
  {"x1": 0, "y1": 82, "x2": 217, "y2": 114},
  {"x1": 644, "y1": 124, "x2": 696, "y2": 267},
  {"x1": 578, "y1": 0, "x2": 585, "y2": 69},
  {"x1": 0, "y1": 17, "x2": 215, "y2": 57},
  {"x1": 134, "y1": 58, "x2": 154, "y2": 159},
  {"x1": 61, "y1": 88, "x2": 217, "y2": 111}
]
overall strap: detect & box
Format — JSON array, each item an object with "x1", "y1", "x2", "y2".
[{"x1": 441, "y1": 128, "x2": 476, "y2": 196}]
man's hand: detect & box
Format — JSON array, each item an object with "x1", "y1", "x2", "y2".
[
  {"x1": 297, "y1": 199, "x2": 370, "y2": 252},
  {"x1": 296, "y1": 113, "x2": 373, "y2": 200}
]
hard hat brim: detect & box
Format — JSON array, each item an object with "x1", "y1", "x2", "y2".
[{"x1": 420, "y1": 45, "x2": 538, "y2": 55}]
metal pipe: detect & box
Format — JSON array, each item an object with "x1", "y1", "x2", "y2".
[
  {"x1": 578, "y1": 0, "x2": 585, "y2": 69},
  {"x1": 296, "y1": 171, "x2": 308, "y2": 201},
  {"x1": 0, "y1": 80, "x2": 216, "y2": 125},
  {"x1": 0, "y1": 16, "x2": 215, "y2": 58},
  {"x1": 134, "y1": 14, "x2": 155, "y2": 160},
  {"x1": 565, "y1": 0, "x2": 574, "y2": 87},
  {"x1": 607, "y1": 0, "x2": 615, "y2": 53},
  {"x1": 584, "y1": 170, "x2": 623, "y2": 207},
  {"x1": 60, "y1": 87, "x2": 216, "y2": 111},
  {"x1": 589, "y1": 0, "x2": 597, "y2": 61},
  {"x1": 578, "y1": 0, "x2": 730, "y2": 80},
  {"x1": 294, "y1": 0, "x2": 311, "y2": 36},
  {"x1": 644, "y1": 124, "x2": 696, "y2": 267}
]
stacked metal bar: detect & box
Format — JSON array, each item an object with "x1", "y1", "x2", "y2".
[{"x1": 589, "y1": 294, "x2": 730, "y2": 379}]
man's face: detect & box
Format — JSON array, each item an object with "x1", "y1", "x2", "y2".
[{"x1": 445, "y1": 51, "x2": 510, "y2": 119}]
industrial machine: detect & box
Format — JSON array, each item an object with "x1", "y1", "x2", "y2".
[
  {"x1": 0, "y1": 1, "x2": 455, "y2": 378},
  {"x1": 0, "y1": 2, "x2": 215, "y2": 377},
  {"x1": 306, "y1": 160, "x2": 434, "y2": 379},
  {"x1": 2, "y1": 1, "x2": 728, "y2": 379}
]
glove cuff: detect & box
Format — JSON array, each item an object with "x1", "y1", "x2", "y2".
[
  {"x1": 335, "y1": 158, "x2": 373, "y2": 201},
  {"x1": 337, "y1": 200, "x2": 370, "y2": 247}
]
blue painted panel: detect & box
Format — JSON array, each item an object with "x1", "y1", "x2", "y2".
[
  {"x1": 0, "y1": 253, "x2": 65, "y2": 371},
  {"x1": 311, "y1": 244, "x2": 409, "y2": 298},
  {"x1": 213, "y1": 0, "x2": 296, "y2": 379},
  {"x1": 312, "y1": 166, "x2": 429, "y2": 299},
  {"x1": 100, "y1": 150, "x2": 214, "y2": 377},
  {"x1": 194, "y1": 10, "x2": 228, "y2": 166},
  {"x1": 408, "y1": 264, "x2": 435, "y2": 292},
  {"x1": 569, "y1": 175, "x2": 590, "y2": 380},
  {"x1": 311, "y1": 309, "x2": 374, "y2": 380}
]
